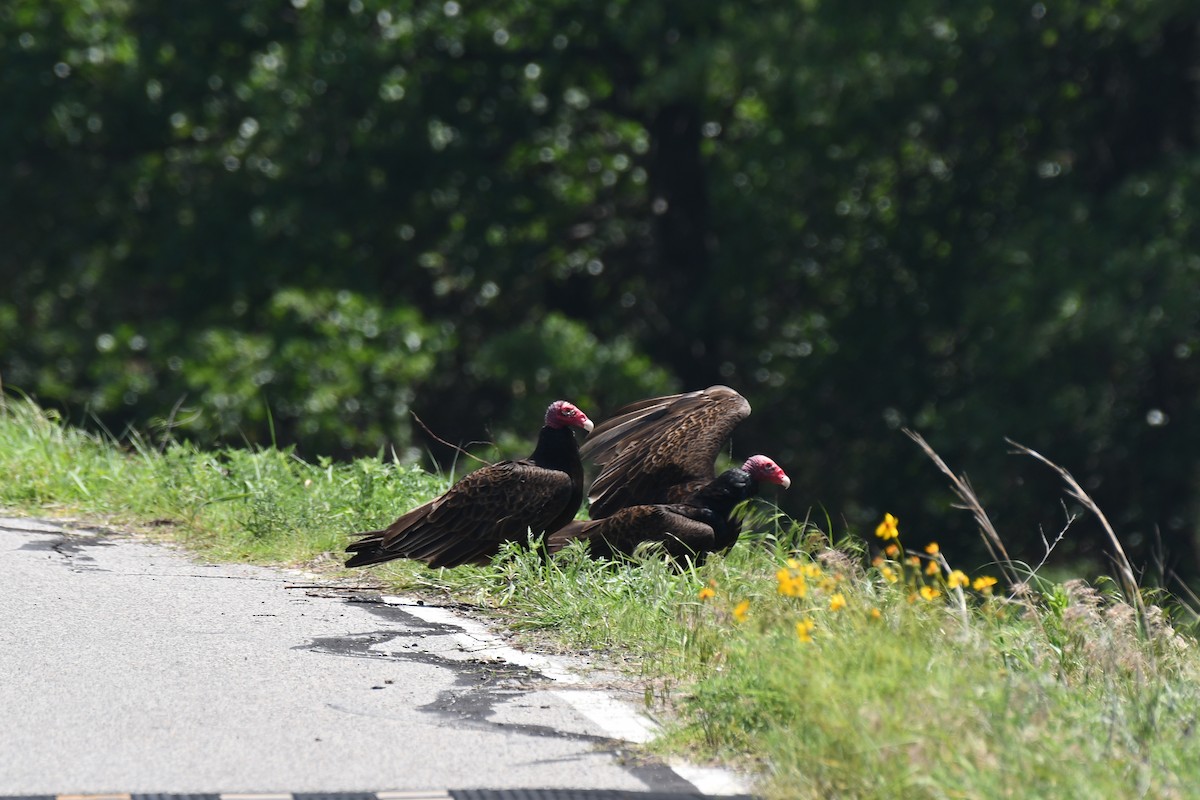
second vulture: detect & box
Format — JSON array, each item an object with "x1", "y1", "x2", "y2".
[
  {"x1": 549, "y1": 386, "x2": 790, "y2": 559},
  {"x1": 549, "y1": 454, "x2": 790, "y2": 559}
]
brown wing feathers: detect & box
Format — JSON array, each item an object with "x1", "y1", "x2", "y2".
[{"x1": 582, "y1": 386, "x2": 751, "y2": 518}]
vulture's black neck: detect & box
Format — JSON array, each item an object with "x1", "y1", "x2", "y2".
[
  {"x1": 691, "y1": 467, "x2": 760, "y2": 552},
  {"x1": 530, "y1": 425, "x2": 586, "y2": 537},
  {"x1": 693, "y1": 467, "x2": 758, "y2": 515},
  {"x1": 529, "y1": 425, "x2": 583, "y2": 473}
]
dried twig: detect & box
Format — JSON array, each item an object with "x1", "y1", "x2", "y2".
[
  {"x1": 904, "y1": 429, "x2": 1018, "y2": 587},
  {"x1": 1027, "y1": 501, "x2": 1077, "y2": 579},
  {"x1": 1007, "y1": 438, "x2": 1147, "y2": 633},
  {"x1": 411, "y1": 411, "x2": 493, "y2": 467}
]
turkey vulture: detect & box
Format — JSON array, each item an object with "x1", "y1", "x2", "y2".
[
  {"x1": 345, "y1": 400, "x2": 593, "y2": 569},
  {"x1": 548, "y1": 455, "x2": 790, "y2": 559},
  {"x1": 580, "y1": 385, "x2": 758, "y2": 518}
]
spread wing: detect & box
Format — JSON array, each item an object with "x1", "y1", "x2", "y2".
[
  {"x1": 548, "y1": 504, "x2": 717, "y2": 559},
  {"x1": 346, "y1": 459, "x2": 575, "y2": 569},
  {"x1": 581, "y1": 386, "x2": 751, "y2": 518}
]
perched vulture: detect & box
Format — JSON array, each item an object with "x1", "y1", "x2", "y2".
[
  {"x1": 580, "y1": 385, "x2": 757, "y2": 517},
  {"x1": 345, "y1": 400, "x2": 593, "y2": 569},
  {"x1": 548, "y1": 454, "x2": 791, "y2": 559}
]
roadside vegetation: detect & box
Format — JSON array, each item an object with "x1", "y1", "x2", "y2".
[{"x1": 3, "y1": 395, "x2": 1198, "y2": 799}]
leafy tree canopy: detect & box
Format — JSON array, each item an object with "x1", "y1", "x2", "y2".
[{"x1": 3, "y1": 0, "x2": 1198, "y2": 577}]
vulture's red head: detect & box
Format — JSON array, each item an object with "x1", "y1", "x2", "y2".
[
  {"x1": 545, "y1": 400, "x2": 594, "y2": 433},
  {"x1": 742, "y1": 455, "x2": 791, "y2": 488}
]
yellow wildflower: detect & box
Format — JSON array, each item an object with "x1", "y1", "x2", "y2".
[
  {"x1": 947, "y1": 569, "x2": 970, "y2": 589},
  {"x1": 732, "y1": 599, "x2": 751, "y2": 622},
  {"x1": 802, "y1": 563, "x2": 824, "y2": 579},
  {"x1": 698, "y1": 586, "x2": 716, "y2": 601},
  {"x1": 880, "y1": 566, "x2": 898, "y2": 584},
  {"x1": 925, "y1": 560, "x2": 941, "y2": 576},
  {"x1": 875, "y1": 512, "x2": 900, "y2": 540},
  {"x1": 776, "y1": 567, "x2": 807, "y2": 598},
  {"x1": 871, "y1": 555, "x2": 884, "y2": 567},
  {"x1": 796, "y1": 618, "x2": 815, "y2": 642},
  {"x1": 884, "y1": 543, "x2": 900, "y2": 557},
  {"x1": 906, "y1": 556, "x2": 921, "y2": 567},
  {"x1": 829, "y1": 593, "x2": 847, "y2": 612},
  {"x1": 973, "y1": 575, "x2": 998, "y2": 593},
  {"x1": 869, "y1": 608, "x2": 882, "y2": 620},
  {"x1": 919, "y1": 586, "x2": 942, "y2": 601},
  {"x1": 924, "y1": 542, "x2": 940, "y2": 555}
]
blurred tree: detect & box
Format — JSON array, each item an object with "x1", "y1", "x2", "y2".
[{"x1": 1, "y1": 0, "x2": 1197, "y2": 578}]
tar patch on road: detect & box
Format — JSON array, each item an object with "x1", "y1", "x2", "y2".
[
  {"x1": 294, "y1": 600, "x2": 703, "y2": 795},
  {"x1": 14, "y1": 530, "x2": 115, "y2": 572},
  {"x1": 295, "y1": 600, "x2": 587, "y2": 740}
]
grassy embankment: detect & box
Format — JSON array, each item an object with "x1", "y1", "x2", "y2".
[{"x1": 3, "y1": 396, "x2": 1199, "y2": 799}]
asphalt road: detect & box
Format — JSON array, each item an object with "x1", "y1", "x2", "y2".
[{"x1": 0, "y1": 518, "x2": 749, "y2": 798}]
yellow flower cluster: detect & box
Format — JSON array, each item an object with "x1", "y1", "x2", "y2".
[
  {"x1": 696, "y1": 513, "x2": 1003, "y2": 649},
  {"x1": 871, "y1": 513, "x2": 999, "y2": 604},
  {"x1": 776, "y1": 560, "x2": 809, "y2": 598},
  {"x1": 772, "y1": 558, "x2": 850, "y2": 643}
]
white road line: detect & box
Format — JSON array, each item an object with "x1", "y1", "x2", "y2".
[{"x1": 387, "y1": 595, "x2": 752, "y2": 796}]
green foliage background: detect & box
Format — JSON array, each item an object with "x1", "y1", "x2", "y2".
[{"x1": 3, "y1": 0, "x2": 1198, "y2": 575}]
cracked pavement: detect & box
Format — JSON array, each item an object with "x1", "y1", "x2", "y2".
[{"x1": 0, "y1": 517, "x2": 741, "y2": 796}]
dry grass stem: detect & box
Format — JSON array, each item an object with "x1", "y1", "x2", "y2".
[
  {"x1": 904, "y1": 429, "x2": 1018, "y2": 587},
  {"x1": 1007, "y1": 438, "x2": 1147, "y2": 633}
]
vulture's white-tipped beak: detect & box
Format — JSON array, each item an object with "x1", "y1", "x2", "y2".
[
  {"x1": 582, "y1": 418, "x2": 595, "y2": 434},
  {"x1": 780, "y1": 475, "x2": 792, "y2": 489}
]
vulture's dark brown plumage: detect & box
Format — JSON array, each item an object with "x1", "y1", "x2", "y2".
[
  {"x1": 345, "y1": 400, "x2": 593, "y2": 569},
  {"x1": 580, "y1": 385, "x2": 754, "y2": 518},
  {"x1": 549, "y1": 455, "x2": 790, "y2": 560}
]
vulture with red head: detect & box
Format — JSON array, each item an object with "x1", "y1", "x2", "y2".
[
  {"x1": 548, "y1": 454, "x2": 791, "y2": 559},
  {"x1": 549, "y1": 386, "x2": 790, "y2": 559},
  {"x1": 346, "y1": 400, "x2": 593, "y2": 569}
]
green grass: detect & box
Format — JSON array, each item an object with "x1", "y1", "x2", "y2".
[{"x1": 3, "y1": 396, "x2": 1199, "y2": 799}]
